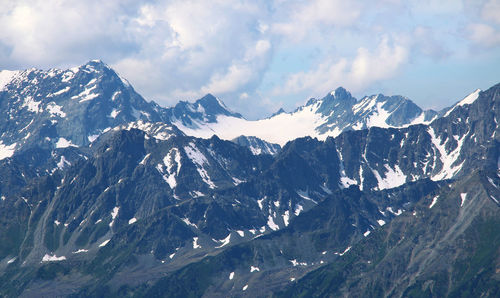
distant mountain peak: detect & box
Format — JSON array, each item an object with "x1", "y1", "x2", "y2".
[
  {"x1": 0, "y1": 60, "x2": 164, "y2": 155},
  {"x1": 330, "y1": 86, "x2": 349, "y2": 98},
  {"x1": 195, "y1": 93, "x2": 227, "y2": 110},
  {"x1": 270, "y1": 108, "x2": 286, "y2": 118},
  {"x1": 167, "y1": 94, "x2": 242, "y2": 130}
]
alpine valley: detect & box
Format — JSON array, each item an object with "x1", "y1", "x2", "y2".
[{"x1": 0, "y1": 61, "x2": 498, "y2": 297}]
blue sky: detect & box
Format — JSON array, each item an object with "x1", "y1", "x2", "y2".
[{"x1": 0, "y1": 0, "x2": 499, "y2": 119}]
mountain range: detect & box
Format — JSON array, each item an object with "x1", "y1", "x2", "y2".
[{"x1": 0, "y1": 61, "x2": 498, "y2": 297}]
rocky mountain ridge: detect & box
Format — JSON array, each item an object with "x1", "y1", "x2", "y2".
[{"x1": 0, "y1": 61, "x2": 498, "y2": 297}]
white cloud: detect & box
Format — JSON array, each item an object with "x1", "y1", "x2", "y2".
[
  {"x1": 407, "y1": 0, "x2": 464, "y2": 14},
  {"x1": 0, "y1": 0, "x2": 497, "y2": 118},
  {"x1": 112, "y1": 1, "x2": 272, "y2": 104},
  {"x1": 0, "y1": 0, "x2": 272, "y2": 106},
  {"x1": 467, "y1": 23, "x2": 500, "y2": 47},
  {"x1": 199, "y1": 39, "x2": 271, "y2": 95},
  {"x1": 271, "y1": 0, "x2": 361, "y2": 42},
  {"x1": 412, "y1": 26, "x2": 450, "y2": 59},
  {"x1": 274, "y1": 37, "x2": 408, "y2": 96},
  {"x1": 0, "y1": 0, "x2": 138, "y2": 67},
  {"x1": 481, "y1": 0, "x2": 500, "y2": 25}
]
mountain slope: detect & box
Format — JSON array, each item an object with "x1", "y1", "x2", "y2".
[{"x1": 280, "y1": 169, "x2": 500, "y2": 297}]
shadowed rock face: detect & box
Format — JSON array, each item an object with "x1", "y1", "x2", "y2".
[{"x1": 0, "y1": 61, "x2": 498, "y2": 297}]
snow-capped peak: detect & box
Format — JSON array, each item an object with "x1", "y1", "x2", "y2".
[
  {"x1": 329, "y1": 86, "x2": 350, "y2": 98},
  {"x1": 173, "y1": 87, "x2": 438, "y2": 146}
]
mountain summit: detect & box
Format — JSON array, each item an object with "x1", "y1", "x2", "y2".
[{"x1": 164, "y1": 93, "x2": 242, "y2": 129}]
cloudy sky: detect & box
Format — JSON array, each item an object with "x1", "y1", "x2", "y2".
[{"x1": 1, "y1": 0, "x2": 499, "y2": 119}]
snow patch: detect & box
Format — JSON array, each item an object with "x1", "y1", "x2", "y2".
[
  {"x1": 182, "y1": 218, "x2": 198, "y2": 229},
  {"x1": 460, "y1": 193, "x2": 467, "y2": 207},
  {"x1": 72, "y1": 85, "x2": 99, "y2": 103},
  {"x1": 387, "y1": 207, "x2": 403, "y2": 216},
  {"x1": 336, "y1": 246, "x2": 351, "y2": 256},
  {"x1": 215, "y1": 234, "x2": 231, "y2": 248},
  {"x1": 99, "y1": 239, "x2": 110, "y2": 247},
  {"x1": 257, "y1": 198, "x2": 265, "y2": 210},
  {"x1": 109, "y1": 206, "x2": 119, "y2": 227},
  {"x1": 229, "y1": 272, "x2": 234, "y2": 280},
  {"x1": 193, "y1": 237, "x2": 201, "y2": 249},
  {"x1": 162, "y1": 148, "x2": 181, "y2": 189},
  {"x1": 184, "y1": 142, "x2": 216, "y2": 188},
  {"x1": 47, "y1": 103, "x2": 66, "y2": 117},
  {"x1": 296, "y1": 190, "x2": 317, "y2": 204},
  {"x1": 429, "y1": 196, "x2": 439, "y2": 209},
  {"x1": 372, "y1": 165, "x2": 406, "y2": 190},
  {"x1": 282, "y1": 210, "x2": 290, "y2": 227},
  {"x1": 267, "y1": 215, "x2": 280, "y2": 231},
  {"x1": 428, "y1": 127, "x2": 465, "y2": 180},
  {"x1": 232, "y1": 177, "x2": 245, "y2": 185},
  {"x1": 340, "y1": 176, "x2": 358, "y2": 188},
  {"x1": 294, "y1": 204, "x2": 303, "y2": 216},
  {"x1": 56, "y1": 138, "x2": 77, "y2": 148},
  {"x1": 128, "y1": 218, "x2": 137, "y2": 224},
  {"x1": 110, "y1": 109, "x2": 120, "y2": 118},
  {"x1": 0, "y1": 141, "x2": 16, "y2": 160},
  {"x1": 22, "y1": 96, "x2": 42, "y2": 113},
  {"x1": 365, "y1": 102, "x2": 391, "y2": 128},
  {"x1": 88, "y1": 134, "x2": 99, "y2": 142},
  {"x1": 250, "y1": 266, "x2": 260, "y2": 272},
  {"x1": 42, "y1": 254, "x2": 66, "y2": 262},
  {"x1": 487, "y1": 177, "x2": 498, "y2": 189},
  {"x1": 0, "y1": 70, "x2": 20, "y2": 90},
  {"x1": 50, "y1": 86, "x2": 70, "y2": 96},
  {"x1": 139, "y1": 153, "x2": 150, "y2": 165},
  {"x1": 57, "y1": 156, "x2": 71, "y2": 170},
  {"x1": 73, "y1": 249, "x2": 88, "y2": 254}
]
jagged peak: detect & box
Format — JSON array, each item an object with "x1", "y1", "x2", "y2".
[
  {"x1": 196, "y1": 93, "x2": 221, "y2": 107},
  {"x1": 83, "y1": 59, "x2": 109, "y2": 68},
  {"x1": 305, "y1": 97, "x2": 320, "y2": 106},
  {"x1": 329, "y1": 86, "x2": 351, "y2": 98},
  {"x1": 172, "y1": 94, "x2": 242, "y2": 122},
  {"x1": 270, "y1": 108, "x2": 286, "y2": 118},
  {"x1": 75, "y1": 59, "x2": 112, "y2": 73}
]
